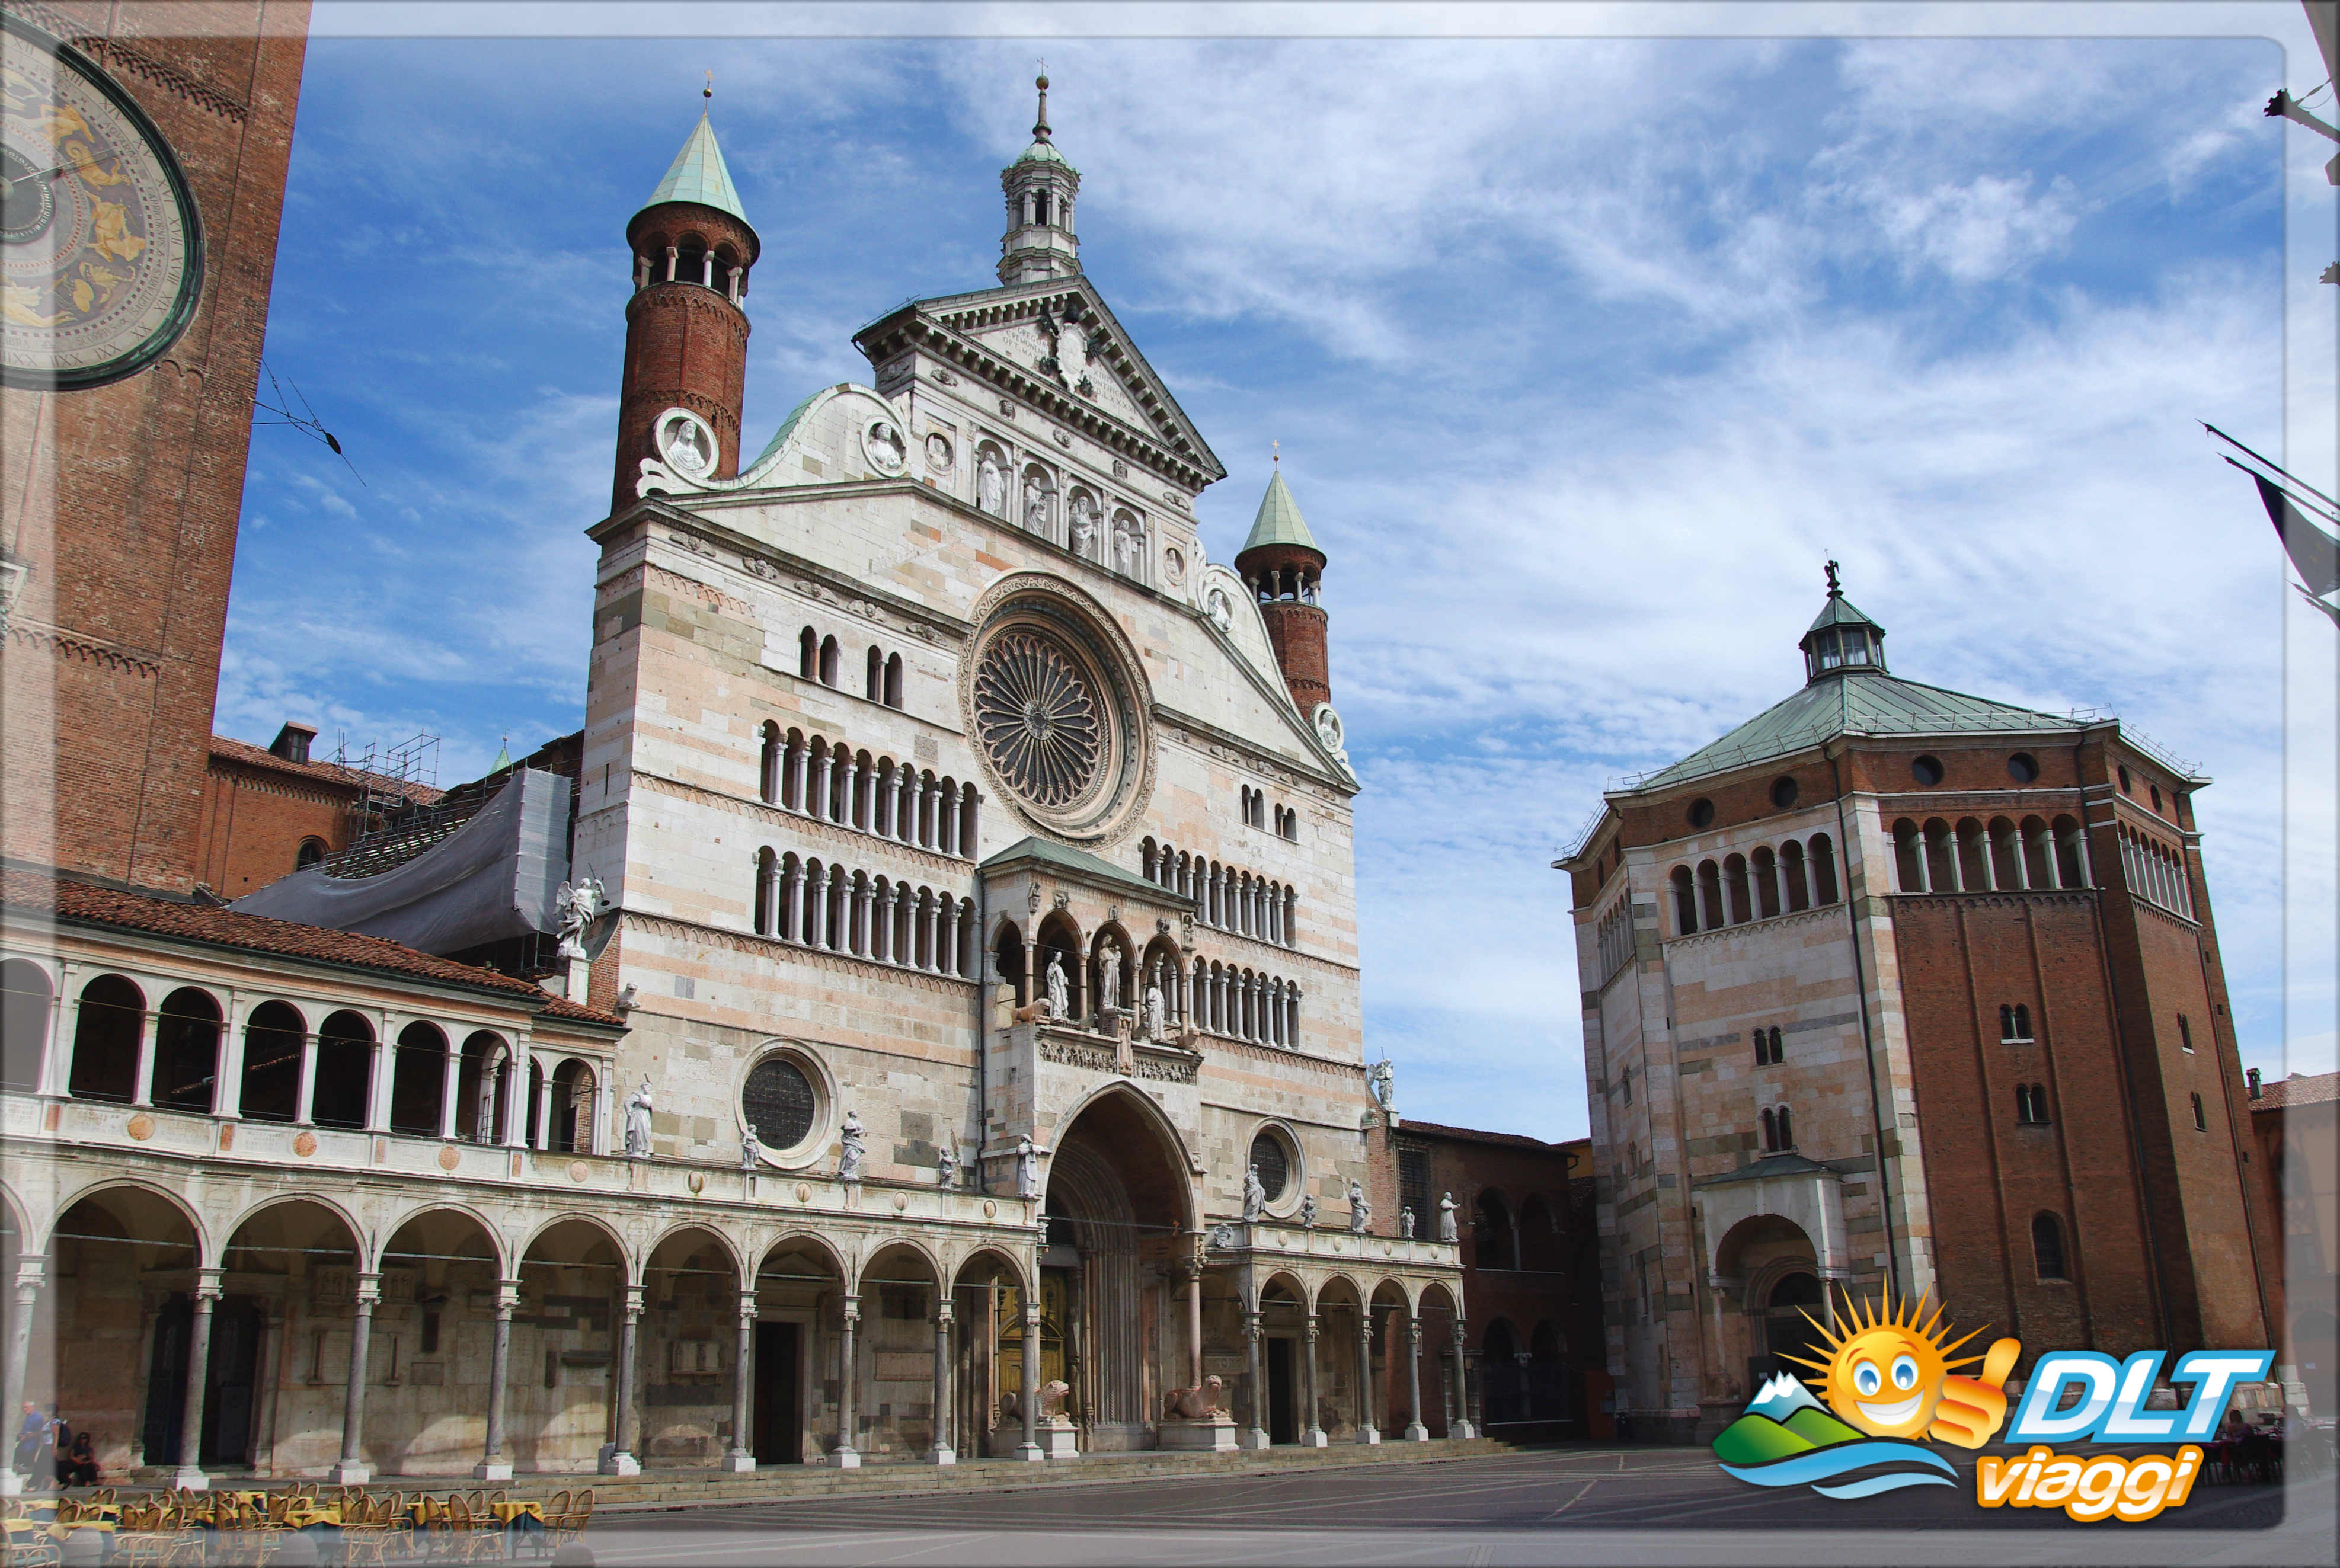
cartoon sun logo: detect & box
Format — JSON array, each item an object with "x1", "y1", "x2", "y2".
[{"x1": 1782, "y1": 1288, "x2": 2018, "y2": 1447}]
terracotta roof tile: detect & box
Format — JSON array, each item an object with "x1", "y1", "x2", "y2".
[
  {"x1": 210, "y1": 735, "x2": 444, "y2": 805},
  {"x1": 4, "y1": 871, "x2": 623, "y2": 1029},
  {"x1": 1401, "y1": 1118, "x2": 1572, "y2": 1151},
  {"x1": 2252, "y1": 1071, "x2": 2339, "y2": 1111}
]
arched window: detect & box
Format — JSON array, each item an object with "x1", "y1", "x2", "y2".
[
  {"x1": 551, "y1": 1058, "x2": 597, "y2": 1153},
  {"x1": 153, "y1": 987, "x2": 220, "y2": 1112},
  {"x1": 1781, "y1": 836, "x2": 1811, "y2": 911},
  {"x1": 884, "y1": 652, "x2": 904, "y2": 709},
  {"x1": 1999, "y1": 1004, "x2": 2016, "y2": 1041},
  {"x1": 0, "y1": 958, "x2": 52, "y2": 1093},
  {"x1": 2190, "y1": 1092, "x2": 2206, "y2": 1132},
  {"x1": 1760, "y1": 1107, "x2": 1778, "y2": 1150},
  {"x1": 819, "y1": 635, "x2": 840, "y2": 687},
  {"x1": 1777, "y1": 1105, "x2": 1794, "y2": 1149},
  {"x1": 239, "y1": 1000, "x2": 305, "y2": 1122},
  {"x1": 799, "y1": 626, "x2": 818, "y2": 679},
  {"x1": 312, "y1": 1011, "x2": 373, "y2": 1131},
  {"x1": 1893, "y1": 819, "x2": 1925, "y2": 892},
  {"x1": 2051, "y1": 815, "x2": 2088, "y2": 888},
  {"x1": 1672, "y1": 866, "x2": 1698, "y2": 935},
  {"x1": 1753, "y1": 1026, "x2": 1783, "y2": 1067},
  {"x1": 68, "y1": 974, "x2": 142, "y2": 1103},
  {"x1": 1473, "y1": 1191, "x2": 1516, "y2": 1270},
  {"x1": 867, "y1": 645, "x2": 884, "y2": 701},
  {"x1": 753, "y1": 847, "x2": 778, "y2": 936},
  {"x1": 2178, "y1": 1014, "x2": 2194, "y2": 1052},
  {"x1": 2016, "y1": 1083, "x2": 2048, "y2": 1124},
  {"x1": 1988, "y1": 817, "x2": 2024, "y2": 888},
  {"x1": 388, "y1": 1020, "x2": 448, "y2": 1137},
  {"x1": 2032, "y1": 1212, "x2": 2067, "y2": 1280},
  {"x1": 1808, "y1": 836, "x2": 1839, "y2": 904},
  {"x1": 760, "y1": 721, "x2": 782, "y2": 805},
  {"x1": 2020, "y1": 816, "x2": 2054, "y2": 888},
  {"x1": 1724, "y1": 853, "x2": 1751, "y2": 925},
  {"x1": 1697, "y1": 861, "x2": 1724, "y2": 930},
  {"x1": 1752, "y1": 846, "x2": 1780, "y2": 919},
  {"x1": 295, "y1": 837, "x2": 327, "y2": 870},
  {"x1": 2015, "y1": 1004, "x2": 2032, "y2": 1040}
]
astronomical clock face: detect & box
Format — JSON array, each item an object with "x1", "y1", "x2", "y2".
[{"x1": 1, "y1": 16, "x2": 202, "y2": 389}]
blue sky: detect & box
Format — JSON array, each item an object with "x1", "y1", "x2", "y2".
[{"x1": 225, "y1": 4, "x2": 2339, "y2": 1140}]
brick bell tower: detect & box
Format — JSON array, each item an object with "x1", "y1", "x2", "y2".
[
  {"x1": 610, "y1": 108, "x2": 759, "y2": 516},
  {"x1": 1235, "y1": 459, "x2": 1331, "y2": 717}
]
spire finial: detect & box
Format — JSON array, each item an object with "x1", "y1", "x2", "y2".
[
  {"x1": 1272, "y1": 439, "x2": 1280, "y2": 465},
  {"x1": 704, "y1": 70, "x2": 712, "y2": 104},
  {"x1": 1034, "y1": 66, "x2": 1051, "y2": 143},
  {"x1": 1824, "y1": 558, "x2": 1842, "y2": 596}
]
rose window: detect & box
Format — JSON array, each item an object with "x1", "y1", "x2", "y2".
[{"x1": 974, "y1": 631, "x2": 1103, "y2": 807}]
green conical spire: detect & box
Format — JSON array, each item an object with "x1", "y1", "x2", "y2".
[
  {"x1": 1242, "y1": 468, "x2": 1321, "y2": 556},
  {"x1": 639, "y1": 113, "x2": 749, "y2": 225},
  {"x1": 1804, "y1": 559, "x2": 1884, "y2": 635}
]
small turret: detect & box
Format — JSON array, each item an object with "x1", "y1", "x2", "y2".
[
  {"x1": 1235, "y1": 462, "x2": 1331, "y2": 716},
  {"x1": 999, "y1": 75, "x2": 1081, "y2": 285},
  {"x1": 1801, "y1": 559, "x2": 1887, "y2": 683},
  {"x1": 610, "y1": 111, "x2": 760, "y2": 516}
]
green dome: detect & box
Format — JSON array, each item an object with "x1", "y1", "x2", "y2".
[
  {"x1": 637, "y1": 113, "x2": 750, "y2": 227},
  {"x1": 1015, "y1": 138, "x2": 1068, "y2": 166}
]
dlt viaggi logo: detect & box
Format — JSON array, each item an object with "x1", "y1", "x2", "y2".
[{"x1": 1709, "y1": 1287, "x2": 2274, "y2": 1520}]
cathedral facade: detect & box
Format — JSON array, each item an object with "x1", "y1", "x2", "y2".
[{"x1": 1557, "y1": 575, "x2": 2283, "y2": 1442}]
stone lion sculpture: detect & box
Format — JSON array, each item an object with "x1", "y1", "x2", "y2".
[
  {"x1": 1163, "y1": 1375, "x2": 1226, "y2": 1420},
  {"x1": 999, "y1": 1380, "x2": 1072, "y2": 1422}
]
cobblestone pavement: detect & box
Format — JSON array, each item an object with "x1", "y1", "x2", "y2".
[{"x1": 569, "y1": 1447, "x2": 2331, "y2": 1566}]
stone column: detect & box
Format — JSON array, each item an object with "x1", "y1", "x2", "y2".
[
  {"x1": 173, "y1": 1270, "x2": 223, "y2": 1489},
  {"x1": 807, "y1": 869, "x2": 830, "y2": 950},
  {"x1": 1242, "y1": 1308, "x2": 1267, "y2": 1450},
  {"x1": 294, "y1": 1032, "x2": 319, "y2": 1126},
  {"x1": 1404, "y1": 1315, "x2": 1428, "y2": 1441},
  {"x1": 928, "y1": 1298, "x2": 955, "y2": 1464},
  {"x1": 0, "y1": 1259, "x2": 43, "y2": 1495},
  {"x1": 601, "y1": 1287, "x2": 642, "y2": 1475},
  {"x1": 1185, "y1": 1258, "x2": 1204, "y2": 1395},
  {"x1": 130, "y1": 1009, "x2": 159, "y2": 1107},
  {"x1": 437, "y1": 1038, "x2": 459, "y2": 1141},
  {"x1": 1016, "y1": 1294, "x2": 1041, "y2": 1462},
  {"x1": 325, "y1": 1273, "x2": 378, "y2": 1484},
  {"x1": 365, "y1": 1027, "x2": 394, "y2": 1132},
  {"x1": 1354, "y1": 1308, "x2": 1379, "y2": 1444},
  {"x1": 475, "y1": 1278, "x2": 518, "y2": 1480},
  {"x1": 725, "y1": 1297, "x2": 756, "y2": 1473},
  {"x1": 833, "y1": 1296, "x2": 862, "y2": 1468},
  {"x1": 813, "y1": 749, "x2": 833, "y2": 823},
  {"x1": 1300, "y1": 1316, "x2": 1326, "y2": 1445},
  {"x1": 500, "y1": 1048, "x2": 526, "y2": 1147},
  {"x1": 533, "y1": 1068, "x2": 554, "y2": 1150},
  {"x1": 1447, "y1": 1321, "x2": 1477, "y2": 1438}
]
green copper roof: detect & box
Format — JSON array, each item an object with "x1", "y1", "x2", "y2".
[
  {"x1": 1631, "y1": 670, "x2": 2083, "y2": 793},
  {"x1": 640, "y1": 114, "x2": 749, "y2": 225},
  {"x1": 980, "y1": 836, "x2": 1162, "y2": 900},
  {"x1": 1015, "y1": 138, "x2": 1069, "y2": 166},
  {"x1": 1240, "y1": 469, "x2": 1321, "y2": 556},
  {"x1": 1806, "y1": 592, "x2": 1883, "y2": 635}
]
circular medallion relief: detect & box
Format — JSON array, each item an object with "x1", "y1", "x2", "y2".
[
  {"x1": 1163, "y1": 546, "x2": 1186, "y2": 584},
  {"x1": 655, "y1": 407, "x2": 715, "y2": 478},
  {"x1": 925, "y1": 431, "x2": 952, "y2": 471},
  {"x1": 862, "y1": 418, "x2": 907, "y2": 474},
  {"x1": 2, "y1": 17, "x2": 204, "y2": 389}
]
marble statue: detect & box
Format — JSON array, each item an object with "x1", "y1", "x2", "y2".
[
  {"x1": 623, "y1": 1079, "x2": 653, "y2": 1159},
  {"x1": 555, "y1": 875, "x2": 606, "y2": 961},
  {"x1": 1299, "y1": 1194, "x2": 1316, "y2": 1229},
  {"x1": 1143, "y1": 977, "x2": 1166, "y2": 1042},
  {"x1": 937, "y1": 1147, "x2": 958, "y2": 1188},
  {"x1": 1437, "y1": 1192, "x2": 1459, "y2": 1243},
  {"x1": 1348, "y1": 1179, "x2": 1371, "y2": 1234},
  {"x1": 979, "y1": 453, "x2": 1005, "y2": 516},
  {"x1": 1111, "y1": 519, "x2": 1133, "y2": 575},
  {"x1": 1367, "y1": 1058, "x2": 1395, "y2": 1112},
  {"x1": 1044, "y1": 952, "x2": 1070, "y2": 1020},
  {"x1": 1243, "y1": 1163, "x2": 1267, "y2": 1222},
  {"x1": 1163, "y1": 1375, "x2": 1226, "y2": 1420},
  {"x1": 1400, "y1": 1206, "x2": 1415, "y2": 1239},
  {"x1": 837, "y1": 1109, "x2": 865, "y2": 1183},
  {"x1": 1095, "y1": 948, "x2": 1120, "y2": 1019},
  {"x1": 1070, "y1": 497, "x2": 1096, "y2": 559},
  {"x1": 1015, "y1": 1137, "x2": 1048, "y2": 1198},
  {"x1": 740, "y1": 1125, "x2": 762, "y2": 1169},
  {"x1": 1022, "y1": 473, "x2": 1048, "y2": 533}
]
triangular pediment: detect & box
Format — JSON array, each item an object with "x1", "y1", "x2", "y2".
[{"x1": 853, "y1": 277, "x2": 1226, "y2": 495}]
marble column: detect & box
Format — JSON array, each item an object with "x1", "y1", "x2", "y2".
[
  {"x1": 1242, "y1": 1308, "x2": 1268, "y2": 1450},
  {"x1": 436, "y1": 1041, "x2": 459, "y2": 1141},
  {"x1": 928, "y1": 1298, "x2": 955, "y2": 1464},
  {"x1": 171, "y1": 1272, "x2": 222, "y2": 1489},
  {"x1": 533, "y1": 1070, "x2": 554, "y2": 1150},
  {"x1": 1300, "y1": 1316, "x2": 1326, "y2": 1445},
  {"x1": 500, "y1": 1049, "x2": 526, "y2": 1147},
  {"x1": 1404, "y1": 1314, "x2": 1428, "y2": 1441},
  {"x1": 1447, "y1": 1323, "x2": 1478, "y2": 1438},
  {"x1": 329, "y1": 1273, "x2": 378, "y2": 1484},
  {"x1": 1353, "y1": 1308, "x2": 1379, "y2": 1444},
  {"x1": 601, "y1": 1287, "x2": 642, "y2": 1475},
  {"x1": 1185, "y1": 1260, "x2": 1204, "y2": 1396},
  {"x1": 294, "y1": 1032, "x2": 319, "y2": 1125},
  {"x1": 725, "y1": 1297, "x2": 756, "y2": 1473},
  {"x1": 1, "y1": 1259, "x2": 43, "y2": 1495},
  {"x1": 130, "y1": 1009, "x2": 159, "y2": 1108},
  {"x1": 1016, "y1": 1295, "x2": 1042, "y2": 1462},
  {"x1": 476, "y1": 1279, "x2": 518, "y2": 1480},
  {"x1": 833, "y1": 1297, "x2": 862, "y2": 1468}
]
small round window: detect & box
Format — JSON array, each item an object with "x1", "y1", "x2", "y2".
[
  {"x1": 1911, "y1": 754, "x2": 1944, "y2": 787},
  {"x1": 1249, "y1": 1129, "x2": 1290, "y2": 1202},
  {"x1": 1769, "y1": 777, "x2": 1799, "y2": 810},
  {"x1": 2007, "y1": 752, "x2": 2038, "y2": 784},
  {"x1": 1687, "y1": 798, "x2": 1715, "y2": 830},
  {"x1": 743, "y1": 1055, "x2": 816, "y2": 1151}
]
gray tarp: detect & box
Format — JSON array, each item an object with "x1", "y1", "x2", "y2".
[{"x1": 229, "y1": 769, "x2": 571, "y2": 956}]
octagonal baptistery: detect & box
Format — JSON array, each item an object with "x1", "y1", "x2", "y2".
[{"x1": 567, "y1": 88, "x2": 1463, "y2": 1465}]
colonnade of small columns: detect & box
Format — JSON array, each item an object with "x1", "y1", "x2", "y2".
[
  {"x1": 759, "y1": 726, "x2": 979, "y2": 860},
  {"x1": 1140, "y1": 840, "x2": 1297, "y2": 949},
  {"x1": 752, "y1": 852, "x2": 977, "y2": 977}
]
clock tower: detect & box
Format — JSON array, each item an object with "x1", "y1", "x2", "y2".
[{"x1": 0, "y1": 1, "x2": 311, "y2": 895}]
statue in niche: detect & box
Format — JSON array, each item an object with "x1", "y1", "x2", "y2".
[
  {"x1": 1437, "y1": 1192, "x2": 1459, "y2": 1243},
  {"x1": 741, "y1": 1125, "x2": 762, "y2": 1170},
  {"x1": 1206, "y1": 587, "x2": 1234, "y2": 632},
  {"x1": 1143, "y1": 975, "x2": 1166, "y2": 1042},
  {"x1": 1022, "y1": 472, "x2": 1050, "y2": 533},
  {"x1": 1243, "y1": 1163, "x2": 1267, "y2": 1222},
  {"x1": 1111, "y1": 517, "x2": 1133, "y2": 575},
  {"x1": 1299, "y1": 1194, "x2": 1316, "y2": 1229},
  {"x1": 623, "y1": 1079, "x2": 654, "y2": 1159},
  {"x1": 1095, "y1": 945, "x2": 1120, "y2": 1020},
  {"x1": 937, "y1": 1147, "x2": 958, "y2": 1188},
  {"x1": 1070, "y1": 492, "x2": 1098, "y2": 559},
  {"x1": 979, "y1": 452, "x2": 1005, "y2": 516},
  {"x1": 1015, "y1": 1137, "x2": 1049, "y2": 1198},
  {"x1": 1348, "y1": 1180, "x2": 1371, "y2": 1234},
  {"x1": 1401, "y1": 1206, "x2": 1416, "y2": 1239},
  {"x1": 1044, "y1": 952, "x2": 1070, "y2": 1021},
  {"x1": 837, "y1": 1109, "x2": 865, "y2": 1183}
]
